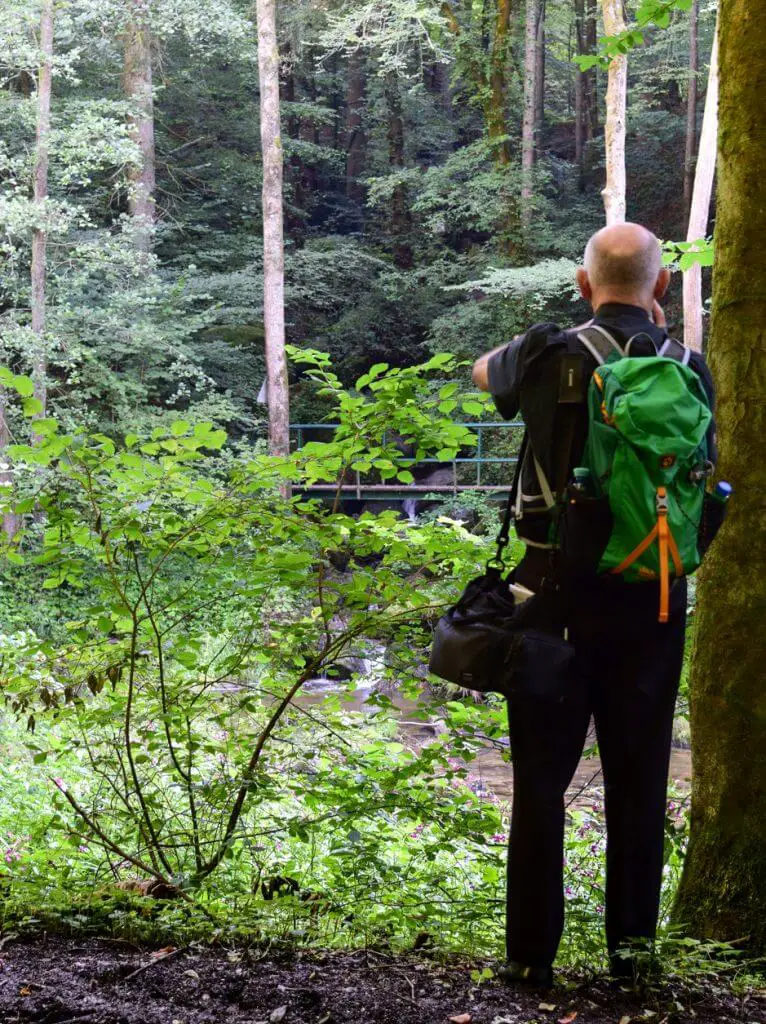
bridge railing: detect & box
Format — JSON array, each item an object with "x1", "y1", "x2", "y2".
[{"x1": 289, "y1": 421, "x2": 524, "y2": 499}]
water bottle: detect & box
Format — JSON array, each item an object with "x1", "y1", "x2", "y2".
[
  {"x1": 712, "y1": 481, "x2": 733, "y2": 504},
  {"x1": 571, "y1": 467, "x2": 592, "y2": 496}
]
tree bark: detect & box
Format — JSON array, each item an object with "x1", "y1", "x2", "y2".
[
  {"x1": 31, "y1": 0, "x2": 53, "y2": 425},
  {"x1": 521, "y1": 0, "x2": 540, "y2": 231},
  {"x1": 345, "y1": 49, "x2": 366, "y2": 202},
  {"x1": 0, "y1": 393, "x2": 17, "y2": 540},
  {"x1": 600, "y1": 0, "x2": 627, "y2": 225},
  {"x1": 488, "y1": 0, "x2": 513, "y2": 165},
  {"x1": 574, "y1": 0, "x2": 586, "y2": 187},
  {"x1": 585, "y1": 0, "x2": 598, "y2": 139},
  {"x1": 684, "y1": 0, "x2": 699, "y2": 220},
  {"x1": 122, "y1": 1, "x2": 156, "y2": 250},
  {"x1": 683, "y1": 25, "x2": 718, "y2": 354},
  {"x1": 673, "y1": 0, "x2": 766, "y2": 952},
  {"x1": 384, "y1": 73, "x2": 413, "y2": 269},
  {"x1": 255, "y1": 0, "x2": 290, "y2": 464},
  {"x1": 534, "y1": 0, "x2": 546, "y2": 155}
]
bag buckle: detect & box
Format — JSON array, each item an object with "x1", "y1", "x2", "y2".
[{"x1": 689, "y1": 460, "x2": 714, "y2": 483}]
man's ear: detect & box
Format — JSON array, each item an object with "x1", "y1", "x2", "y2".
[
  {"x1": 576, "y1": 267, "x2": 592, "y2": 303},
  {"x1": 654, "y1": 267, "x2": 671, "y2": 300}
]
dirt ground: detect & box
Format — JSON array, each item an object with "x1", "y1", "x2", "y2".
[{"x1": 0, "y1": 937, "x2": 763, "y2": 1024}]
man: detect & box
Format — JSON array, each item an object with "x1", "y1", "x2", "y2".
[{"x1": 472, "y1": 223, "x2": 715, "y2": 988}]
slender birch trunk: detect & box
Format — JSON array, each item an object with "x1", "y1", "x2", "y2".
[
  {"x1": 683, "y1": 0, "x2": 699, "y2": 220},
  {"x1": 31, "y1": 0, "x2": 53, "y2": 424},
  {"x1": 123, "y1": 2, "x2": 156, "y2": 250},
  {"x1": 521, "y1": 0, "x2": 540, "y2": 231},
  {"x1": 255, "y1": 0, "x2": 290, "y2": 465},
  {"x1": 683, "y1": 25, "x2": 718, "y2": 354},
  {"x1": 601, "y1": 0, "x2": 627, "y2": 224}
]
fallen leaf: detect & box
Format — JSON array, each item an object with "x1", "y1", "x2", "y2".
[
  {"x1": 449, "y1": 1015, "x2": 472, "y2": 1024},
  {"x1": 620, "y1": 1017, "x2": 631, "y2": 1024},
  {"x1": 539, "y1": 1004, "x2": 557, "y2": 1013},
  {"x1": 559, "y1": 1013, "x2": 577, "y2": 1024},
  {"x1": 184, "y1": 969, "x2": 199, "y2": 980},
  {"x1": 270, "y1": 1006, "x2": 288, "y2": 1023},
  {"x1": 151, "y1": 945, "x2": 176, "y2": 958},
  {"x1": 19, "y1": 986, "x2": 31, "y2": 997}
]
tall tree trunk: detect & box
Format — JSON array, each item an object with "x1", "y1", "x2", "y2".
[
  {"x1": 600, "y1": 0, "x2": 627, "y2": 224},
  {"x1": 574, "y1": 0, "x2": 586, "y2": 188},
  {"x1": 255, "y1": 0, "x2": 290, "y2": 464},
  {"x1": 683, "y1": 26, "x2": 718, "y2": 354},
  {"x1": 487, "y1": 0, "x2": 513, "y2": 165},
  {"x1": 122, "y1": 1, "x2": 156, "y2": 250},
  {"x1": 521, "y1": 0, "x2": 540, "y2": 232},
  {"x1": 384, "y1": 73, "x2": 413, "y2": 269},
  {"x1": 684, "y1": 0, "x2": 699, "y2": 220},
  {"x1": 345, "y1": 49, "x2": 366, "y2": 202},
  {"x1": 31, "y1": 0, "x2": 53, "y2": 425},
  {"x1": 673, "y1": 0, "x2": 766, "y2": 952},
  {"x1": 0, "y1": 394, "x2": 16, "y2": 540},
  {"x1": 534, "y1": 0, "x2": 546, "y2": 156},
  {"x1": 586, "y1": 0, "x2": 598, "y2": 139}
]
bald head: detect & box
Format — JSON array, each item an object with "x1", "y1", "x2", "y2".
[{"x1": 577, "y1": 223, "x2": 670, "y2": 314}]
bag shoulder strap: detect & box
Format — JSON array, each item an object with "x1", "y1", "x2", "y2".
[
  {"x1": 575, "y1": 324, "x2": 623, "y2": 366},
  {"x1": 657, "y1": 335, "x2": 693, "y2": 366},
  {"x1": 531, "y1": 341, "x2": 587, "y2": 513},
  {"x1": 490, "y1": 431, "x2": 529, "y2": 568}
]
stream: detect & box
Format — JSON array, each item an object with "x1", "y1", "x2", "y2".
[{"x1": 299, "y1": 649, "x2": 692, "y2": 811}]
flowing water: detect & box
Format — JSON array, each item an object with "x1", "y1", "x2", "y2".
[{"x1": 300, "y1": 659, "x2": 692, "y2": 810}]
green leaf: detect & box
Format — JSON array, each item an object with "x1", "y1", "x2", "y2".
[
  {"x1": 23, "y1": 397, "x2": 44, "y2": 417},
  {"x1": 171, "y1": 420, "x2": 190, "y2": 437},
  {"x1": 11, "y1": 374, "x2": 35, "y2": 398},
  {"x1": 461, "y1": 401, "x2": 485, "y2": 416}
]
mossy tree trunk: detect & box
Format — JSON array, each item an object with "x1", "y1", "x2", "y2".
[
  {"x1": 487, "y1": 0, "x2": 513, "y2": 165},
  {"x1": 674, "y1": 0, "x2": 766, "y2": 951}
]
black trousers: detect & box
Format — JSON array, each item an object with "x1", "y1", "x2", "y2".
[{"x1": 505, "y1": 574, "x2": 687, "y2": 968}]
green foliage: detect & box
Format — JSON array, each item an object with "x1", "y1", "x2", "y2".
[
  {"x1": 0, "y1": 356, "x2": 510, "y2": 948},
  {"x1": 575, "y1": 0, "x2": 696, "y2": 70}
]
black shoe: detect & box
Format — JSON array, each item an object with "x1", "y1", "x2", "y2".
[{"x1": 498, "y1": 961, "x2": 554, "y2": 989}]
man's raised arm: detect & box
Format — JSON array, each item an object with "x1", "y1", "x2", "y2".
[
  {"x1": 471, "y1": 334, "x2": 527, "y2": 420},
  {"x1": 471, "y1": 343, "x2": 509, "y2": 391}
]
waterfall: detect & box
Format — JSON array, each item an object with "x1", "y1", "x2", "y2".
[{"x1": 402, "y1": 498, "x2": 418, "y2": 522}]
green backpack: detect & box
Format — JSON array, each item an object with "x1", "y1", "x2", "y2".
[{"x1": 576, "y1": 326, "x2": 713, "y2": 622}]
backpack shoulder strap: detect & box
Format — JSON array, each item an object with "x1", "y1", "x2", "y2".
[
  {"x1": 575, "y1": 324, "x2": 624, "y2": 366},
  {"x1": 656, "y1": 335, "x2": 693, "y2": 366}
]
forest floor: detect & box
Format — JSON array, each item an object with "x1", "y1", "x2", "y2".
[{"x1": 0, "y1": 937, "x2": 763, "y2": 1024}]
